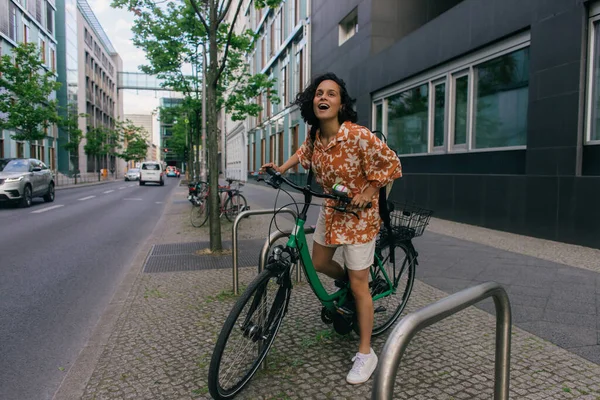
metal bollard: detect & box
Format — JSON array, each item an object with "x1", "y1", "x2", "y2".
[
  {"x1": 231, "y1": 208, "x2": 298, "y2": 295},
  {"x1": 372, "y1": 281, "x2": 511, "y2": 400}
]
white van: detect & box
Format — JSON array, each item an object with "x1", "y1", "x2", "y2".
[{"x1": 139, "y1": 161, "x2": 165, "y2": 186}]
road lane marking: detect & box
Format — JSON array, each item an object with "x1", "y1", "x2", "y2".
[
  {"x1": 103, "y1": 190, "x2": 114, "y2": 194},
  {"x1": 155, "y1": 201, "x2": 163, "y2": 204},
  {"x1": 31, "y1": 205, "x2": 64, "y2": 213},
  {"x1": 78, "y1": 196, "x2": 96, "y2": 201},
  {"x1": 123, "y1": 198, "x2": 143, "y2": 201},
  {"x1": 119, "y1": 186, "x2": 126, "y2": 189}
]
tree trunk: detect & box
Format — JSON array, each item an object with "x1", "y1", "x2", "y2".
[
  {"x1": 208, "y1": 4, "x2": 222, "y2": 252},
  {"x1": 195, "y1": 109, "x2": 201, "y2": 181}
]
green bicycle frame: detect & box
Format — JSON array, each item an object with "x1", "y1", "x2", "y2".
[{"x1": 285, "y1": 217, "x2": 396, "y2": 312}]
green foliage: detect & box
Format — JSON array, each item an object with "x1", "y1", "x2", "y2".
[
  {"x1": 0, "y1": 42, "x2": 62, "y2": 142},
  {"x1": 83, "y1": 126, "x2": 107, "y2": 158},
  {"x1": 116, "y1": 119, "x2": 149, "y2": 163},
  {"x1": 61, "y1": 106, "x2": 86, "y2": 154}
]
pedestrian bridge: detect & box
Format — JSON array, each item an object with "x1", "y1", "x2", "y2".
[{"x1": 117, "y1": 72, "x2": 172, "y2": 91}]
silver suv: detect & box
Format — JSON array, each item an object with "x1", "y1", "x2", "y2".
[{"x1": 0, "y1": 158, "x2": 55, "y2": 207}]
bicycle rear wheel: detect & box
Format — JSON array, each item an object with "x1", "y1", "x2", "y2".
[
  {"x1": 208, "y1": 267, "x2": 291, "y2": 399},
  {"x1": 190, "y1": 201, "x2": 209, "y2": 227},
  {"x1": 224, "y1": 193, "x2": 247, "y2": 222},
  {"x1": 367, "y1": 241, "x2": 416, "y2": 336}
]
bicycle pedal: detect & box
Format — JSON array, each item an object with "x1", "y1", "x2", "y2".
[{"x1": 374, "y1": 306, "x2": 387, "y2": 314}]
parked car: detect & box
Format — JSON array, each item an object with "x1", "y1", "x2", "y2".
[
  {"x1": 0, "y1": 158, "x2": 15, "y2": 171},
  {"x1": 0, "y1": 158, "x2": 55, "y2": 207},
  {"x1": 125, "y1": 168, "x2": 140, "y2": 181},
  {"x1": 139, "y1": 161, "x2": 164, "y2": 186}
]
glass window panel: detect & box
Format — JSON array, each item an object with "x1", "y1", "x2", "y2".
[
  {"x1": 591, "y1": 21, "x2": 600, "y2": 141},
  {"x1": 433, "y1": 83, "x2": 445, "y2": 147},
  {"x1": 387, "y1": 84, "x2": 429, "y2": 154},
  {"x1": 474, "y1": 47, "x2": 529, "y2": 148},
  {"x1": 375, "y1": 103, "x2": 383, "y2": 138},
  {"x1": 454, "y1": 75, "x2": 468, "y2": 145}
]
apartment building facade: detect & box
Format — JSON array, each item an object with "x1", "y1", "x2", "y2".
[
  {"x1": 77, "y1": 0, "x2": 124, "y2": 176},
  {"x1": 124, "y1": 113, "x2": 155, "y2": 168},
  {"x1": 0, "y1": 0, "x2": 59, "y2": 167},
  {"x1": 310, "y1": 0, "x2": 600, "y2": 249},
  {"x1": 222, "y1": 0, "x2": 311, "y2": 182}
]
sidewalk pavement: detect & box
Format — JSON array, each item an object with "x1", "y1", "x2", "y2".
[
  {"x1": 54, "y1": 182, "x2": 600, "y2": 400},
  {"x1": 55, "y1": 178, "x2": 124, "y2": 191}
]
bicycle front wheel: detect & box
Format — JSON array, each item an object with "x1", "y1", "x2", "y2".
[
  {"x1": 368, "y1": 241, "x2": 416, "y2": 336},
  {"x1": 190, "y1": 201, "x2": 209, "y2": 227},
  {"x1": 224, "y1": 193, "x2": 247, "y2": 222},
  {"x1": 208, "y1": 267, "x2": 291, "y2": 399}
]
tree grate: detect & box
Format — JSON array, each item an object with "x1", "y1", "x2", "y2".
[{"x1": 143, "y1": 239, "x2": 265, "y2": 273}]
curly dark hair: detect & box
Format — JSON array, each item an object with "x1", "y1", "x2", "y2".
[{"x1": 292, "y1": 72, "x2": 358, "y2": 129}]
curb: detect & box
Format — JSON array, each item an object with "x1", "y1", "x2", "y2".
[
  {"x1": 51, "y1": 184, "x2": 178, "y2": 400},
  {"x1": 55, "y1": 180, "x2": 120, "y2": 191}
]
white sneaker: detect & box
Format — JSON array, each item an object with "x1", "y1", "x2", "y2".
[{"x1": 346, "y1": 348, "x2": 378, "y2": 384}]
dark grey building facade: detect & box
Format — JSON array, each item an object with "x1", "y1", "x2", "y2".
[{"x1": 311, "y1": 0, "x2": 600, "y2": 249}]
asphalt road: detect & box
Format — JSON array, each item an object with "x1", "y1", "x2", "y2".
[{"x1": 0, "y1": 178, "x2": 178, "y2": 400}]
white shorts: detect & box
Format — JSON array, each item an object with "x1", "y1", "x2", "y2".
[{"x1": 312, "y1": 208, "x2": 376, "y2": 271}]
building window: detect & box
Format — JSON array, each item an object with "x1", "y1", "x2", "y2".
[
  {"x1": 452, "y1": 73, "x2": 469, "y2": 147},
  {"x1": 270, "y1": 133, "x2": 275, "y2": 162},
  {"x1": 24, "y1": 24, "x2": 30, "y2": 43},
  {"x1": 473, "y1": 48, "x2": 529, "y2": 149},
  {"x1": 374, "y1": 32, "x2": 530, "y2": 155},
  {"x1": 277, "y1": 131, "x2": 283, "y2": 166},
  {"x1": 374, "y1": 103, "x2": 383, "y2": 134},
  {"x1": 50, "y1": 48, "x2": 55, "y2": 71},
  {"x1": 47, "y1": 4, "x2": 53, "y2": 34},
  {"x1": 9, "y1": 2, "x2": 17, "y2": 41},
  {"x1": 35, "y1": 0, "x2": 42, "y2": 24},
  {"x1": 0, "y1": 139, "x2": 4, "y2": 158},
  {"x1": 295, "y1": 49, "x2": 303, "y2": 95},
  {"x1": 261, "y1": 138, "x2": 265, "y2": 166},
  {"x1": 40, "y1": 39, "x2": 46, "y2": 63},
  {"x1": 432, "y1": 81, "x2": 446, "y2": 149},
  {"x1": 387, "y1": 84, "x2": 429, "y2": 155},
  {"x1": 294, "y1": 0, "x2": 300, "y2": 26},
  {"x1": 269, "y1": 21, "x2": 275, "y2": 57},
  {"x1": 291, "y1": 125, "x2": 299, "y2": 172},
  {"x1": 281, "y1": 66, "x2": 287, "y2": 106},
  {"x1": 50, "y1": 147, "x2": 55, "y2": 170},
  {"x1": 339, "y1": 7, "x2": 358, "y2": 46},
  {"x1": 586, "y1": 8, "x2": 600, "y2": 144},
  {"x1": 17, "y1": 142, "x2": 24, "y2": 158}
]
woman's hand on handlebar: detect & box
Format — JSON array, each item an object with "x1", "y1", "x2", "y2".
[
  {"x1": 351, "y1": 187, "x2": 377, "y2": 209},
  {"x1": 261, "y1": 163, "x2": 281, "y2": 174}
]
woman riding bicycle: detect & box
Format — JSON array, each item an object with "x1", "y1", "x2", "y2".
[{"x1": 262, "y1": 72, "x2": 402, "y2": 384}]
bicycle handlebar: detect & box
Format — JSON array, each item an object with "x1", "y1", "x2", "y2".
[{"x1": 263, "y1": 167, "x2": 371, "y2": 210}]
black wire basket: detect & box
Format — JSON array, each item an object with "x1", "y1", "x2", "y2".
[{"x1": 378, "y1": 202, "x2": 433, "y2": 244}]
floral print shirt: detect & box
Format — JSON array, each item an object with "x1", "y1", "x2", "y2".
[{"x1": 296, "y1": 121, "x2": 402, "y2": 245}]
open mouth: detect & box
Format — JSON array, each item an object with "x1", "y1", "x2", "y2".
[{"x1": 318, "y1": 103, "x2": 330, "y2": 110}]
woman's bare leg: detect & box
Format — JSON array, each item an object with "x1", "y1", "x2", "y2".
[
  {"x1": 348, "y1": 268, "x2": 373, "y2": 354},
  {"x1": 312, "y1": 241, "x2": 345, "y2": 280}
]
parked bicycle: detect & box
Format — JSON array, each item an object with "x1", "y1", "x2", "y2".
[
  {"x1": 189, "y1": 178, "x2": 248, "y2": 227},
  {"x1": 207, "y1": 168, "x2": 432, "y2": 399}
]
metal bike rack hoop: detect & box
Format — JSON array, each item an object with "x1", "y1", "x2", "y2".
[
  {"x1": 372, "y1": 281, "x2": 512, "y2": 400},
  {"x1": 258, "y1": 226, "x2": 315, "y2": 276},
  {"x1": 232, "y1": 208, "x2": 298, "y2": 295}
]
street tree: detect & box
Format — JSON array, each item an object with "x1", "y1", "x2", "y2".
[
  {"x1": 84, "y1": 126, "x2": 108, "y2": 181},
  {"x1": 61, "y1": 105, "x2": 87, "y2": 184},
  {"x1": 0, "y1": 42, "x2": 61, "y2": 143},
  {"x1": 112, "y1": 0, "x2": 281, "y2": 251},
  {"x1": 117, "y1": 119, "x2": 149, "y2": 165}
]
